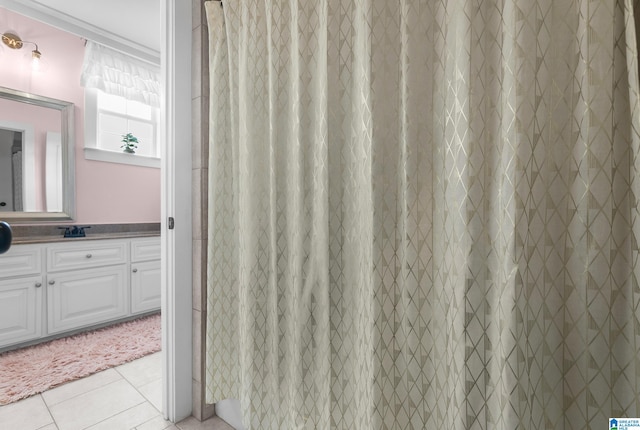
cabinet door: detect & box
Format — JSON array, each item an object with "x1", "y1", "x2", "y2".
[
  {"x1": 0, "y1": 276, "x2": 43, "y2": 348},
  {"x1": 131, "y1": 260, "x2": 161, "y2": 314},
  {"x1": 47, "y1": 265, "x2": 128, "y2": 334}
]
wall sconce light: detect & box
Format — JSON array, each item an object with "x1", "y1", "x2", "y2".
[{"x1": 1, "y1": 32, "x2": 43, "y2": 71}]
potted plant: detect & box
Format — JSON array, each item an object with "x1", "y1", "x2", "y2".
[{"x1": 121, "y1": 132, "x2": 139, "y2": 154}]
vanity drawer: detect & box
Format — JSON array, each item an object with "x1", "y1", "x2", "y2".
[
  {"x1": 47, "y1": 240, "x2": 127, "y2": 272},
  {"x1": 0, "y1": 244, "x2": 42, "y2": 278},
  {"x1": 131, "y1": 238, "x2": 161, "y2": 262}
]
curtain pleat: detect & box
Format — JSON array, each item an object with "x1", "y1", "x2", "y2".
[{"x1": 206, "y1": 0, "x2": 640, "y2": 428}]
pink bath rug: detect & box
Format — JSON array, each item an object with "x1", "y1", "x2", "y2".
[{"x1": 0, "y1": 313, "x2": 161, "y2": 405}]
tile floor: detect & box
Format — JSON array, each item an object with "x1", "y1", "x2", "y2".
[{"x1": 0, "y1": 352, "x2": 234, "y2": 430}]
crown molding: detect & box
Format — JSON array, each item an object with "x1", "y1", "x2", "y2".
[{"x1": 0, "y1": 0, "x2": 160, "y2": 65}]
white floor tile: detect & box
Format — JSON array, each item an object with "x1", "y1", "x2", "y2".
[
  {"x1": 116, "y1": 352, "x2": 162, "y2": 388},
  {"x1": 84, "y1": 402, "x2": 160, "y2": 430},
  {"x1": 49, "y1": 379, "x2": 146, "y2": 430},
  {"x1": 136, "y1": 414, "x2": 176, "y2": 430},
  {"x1": 138, "y1": 378, "x2": 163, "y2": 412},
  {"x1": 0, "y1": 395, "x2": 54, "y2": 430},
  {"x1": 1, "y1": 352, "x2": 193, "y2": 430},
  {"x1": 41, "y1": 368, "x2": 122, "y2": 407}
]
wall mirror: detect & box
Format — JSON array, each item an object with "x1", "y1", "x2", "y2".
[{"x1": 0, "y1": 86, "x2": 75, "y2": 222}]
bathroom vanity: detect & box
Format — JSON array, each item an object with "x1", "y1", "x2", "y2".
[{"x1": 0, "y1": 234, "x2": 160, "y2": 351}]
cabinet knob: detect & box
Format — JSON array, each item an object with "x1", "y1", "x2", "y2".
[
  {"x1": 86, "y1": 254, "x2": 92, "y2": 258},
  {"x1": 132, "y1": 268, "x2": 138, "y2": 273},
  {"x1": 48, "y1": 280, "x2": 55, "y2": 285},
  {"x1": 35, "y1": 282, "x2": 42, "y2": 288}
]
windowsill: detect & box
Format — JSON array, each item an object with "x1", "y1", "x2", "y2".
[{"x1": 84, "y1": 147, "x2": 161, "y2": 168}]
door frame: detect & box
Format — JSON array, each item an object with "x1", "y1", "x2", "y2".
[{"x1": 160, "y1": 0, "x2": 193, "y2": 422}]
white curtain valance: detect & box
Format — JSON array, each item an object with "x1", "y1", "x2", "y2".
[{"x1": 80, "y1": 41, "x2": 160, "y2": 108}]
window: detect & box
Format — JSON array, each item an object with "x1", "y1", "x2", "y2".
[
  {"x1": 81, "y1": 41, "x2": 161, "y2": 168},
  {"x1": 84, "y1": 88, "x2": 160, "y2": 168}
]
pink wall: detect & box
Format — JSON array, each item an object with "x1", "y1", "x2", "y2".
[{"x1": 0, "y1": 8, "x2": 161, "y2": 224}]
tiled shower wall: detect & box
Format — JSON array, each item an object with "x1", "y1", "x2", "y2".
[{"x1": 192, "y1": 0, "x2": 214, "y2": 422}]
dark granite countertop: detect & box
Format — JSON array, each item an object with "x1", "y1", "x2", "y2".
[{"x1": 10, "y1": 223, "x2": 161, "y2": 244}]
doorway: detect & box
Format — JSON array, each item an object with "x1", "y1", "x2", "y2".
[{"x1": 0, "y1": 0, "x2": 193, "y2": 422}]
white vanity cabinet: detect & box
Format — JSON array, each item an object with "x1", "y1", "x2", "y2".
[
  {"x1": 46, "y1": 240, "x2": 128, "y2": 335},
  {"x1": 0, "y1": 244, "x2": 43, "y2": 346},
  {"x1": 0, "y1": 236, "x2": 160, "y2": 350},
  {"x1": 130, "y1": 238, "x2": 161, "y2": 314}
]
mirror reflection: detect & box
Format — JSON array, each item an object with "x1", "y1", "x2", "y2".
[
  {"x1": 0, "y1": 87, "x2": 74, "y2": 221},
  {"x1": 0, "y1": 127, "x2": 26, "y2": 212}
]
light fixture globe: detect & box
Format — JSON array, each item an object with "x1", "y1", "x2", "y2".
[{"x1": 31, "y1": 47, "x2": 43, "y2": 71}]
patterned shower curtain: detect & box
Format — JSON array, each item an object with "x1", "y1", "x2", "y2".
[{"x1": 205, "y1": 0, "x2": 640, "y2": 428}]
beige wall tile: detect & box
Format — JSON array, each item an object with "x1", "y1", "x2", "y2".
[
  {"x1": 192, "y1": 309, "x2": 203, "y2": 385},
  {"x1": 192, "y1": 0, "x2": 212, "y2": 422},
  {"x1": 192, "y1": 28, "x2": 203, "y2": 100},
  {"x1": 192, "y1": 239, "x2": 204, "y2": 311},
  {"x1": 192, "y1": 96, "x2": 203, "y2": 169}
]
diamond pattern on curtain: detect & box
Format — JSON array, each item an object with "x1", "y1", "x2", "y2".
[{"x1": 206, "y1": 0, "x2": 640, "y2": 429}]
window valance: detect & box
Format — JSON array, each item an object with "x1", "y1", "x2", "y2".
[{"x1": 81, "y1": 41, "x2": 160, "y2": 108}]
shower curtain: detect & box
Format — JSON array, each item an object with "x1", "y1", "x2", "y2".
[{"x1": 205, "y1": 0, "x2": 640, "y2": 428}]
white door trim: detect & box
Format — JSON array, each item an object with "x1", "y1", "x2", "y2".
[{"x1": 161, "y1": 0, "x2": 193, "y2": 422}]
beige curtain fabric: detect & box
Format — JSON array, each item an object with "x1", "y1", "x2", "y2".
[{"x1": 206, "y1": 0, "x2": 640, "y2": 428}]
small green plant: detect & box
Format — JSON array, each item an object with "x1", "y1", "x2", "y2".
[{"x1": 120, "y1": 132, "x2": 139, "y2": 153}]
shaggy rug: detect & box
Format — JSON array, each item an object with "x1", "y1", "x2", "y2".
[{"x1": 0, "y1": 313, "x2": 161, "y2": 405}]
